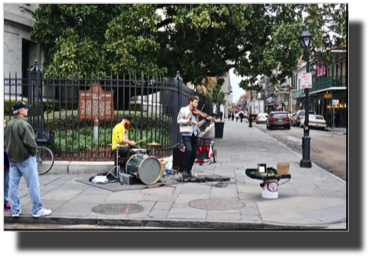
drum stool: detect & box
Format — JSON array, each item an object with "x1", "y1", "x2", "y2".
[{"x1": 111, "y1": 148, "x2": 130, "y2": 174}]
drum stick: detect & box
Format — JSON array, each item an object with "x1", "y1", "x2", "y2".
[{"x1": 135, "y1": 138, "x2": 147, "y2": 145}]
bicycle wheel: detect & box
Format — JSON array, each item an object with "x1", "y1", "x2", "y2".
[{"x1": 36, "y1": 146, "x2": 54, "y2": 175}]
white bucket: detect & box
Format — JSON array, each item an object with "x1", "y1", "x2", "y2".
[{"x1": 262, "y1": 180, "x2": 279, "y2": 199}]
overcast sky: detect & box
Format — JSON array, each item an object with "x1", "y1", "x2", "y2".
[{"x1": 230, "y1": 69, "x2": 247, "y2": 103}]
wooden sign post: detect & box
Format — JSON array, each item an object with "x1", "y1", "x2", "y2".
[{"x1": 78, "y1": 83, "x2": 114, "y2": 120}]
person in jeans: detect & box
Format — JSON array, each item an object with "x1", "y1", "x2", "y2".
[
  {"x1": 177, "y1": 96, "x2": 212, "y2": 181},
  {"x1": 4, "y1": 101, "x2": 52, "y2": 218},
  {"x1": 4, "y1": 120, "x2": 11, "y2": 211}
]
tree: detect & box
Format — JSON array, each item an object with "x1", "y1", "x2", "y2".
[{"x1": 31, "y1": 4, "x2": 346, "y2": 90}]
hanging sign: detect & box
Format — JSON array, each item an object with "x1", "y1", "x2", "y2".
[
  {"x1": 301, "y1": 73, "x2": 312, "y2": 88},
  {"x1": 332, "y1": 99, "x2": 339, "y2": 105}
]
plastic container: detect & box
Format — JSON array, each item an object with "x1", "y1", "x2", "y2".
[
  {"x1": 245, "y1": 168, "x2": 291, "y2": 199},
  {"x1": 215, "y1": 122, "x2": 225, "y2": 138}
]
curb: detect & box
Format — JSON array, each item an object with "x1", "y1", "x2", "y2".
[{"x1": 4, "y1": 216, "x2": 339, "y2": 230}]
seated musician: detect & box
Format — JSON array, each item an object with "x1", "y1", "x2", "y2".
[{"x1": 111, "y1": 114, "x2": 136, "y2": 158}]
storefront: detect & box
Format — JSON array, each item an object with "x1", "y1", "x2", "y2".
[{"x1": 310, "y1": 89, "x2": 347, "y2": 128}]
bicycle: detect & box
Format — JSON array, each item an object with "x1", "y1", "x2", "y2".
[
  {"x1": 35, "y1": 130, "x2": 55, "y2": 175},
  {"x1": 36, "y1": 146, "x2": 54, "y2": 175}
]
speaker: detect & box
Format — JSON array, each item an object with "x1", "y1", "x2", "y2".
[{"x1": 173, "y1": 147, "x2": 185, "y2": 172}]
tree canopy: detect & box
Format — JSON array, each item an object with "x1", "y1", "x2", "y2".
[{"x1": 31, "y1": 4, "x2": 346, "y2": 91}]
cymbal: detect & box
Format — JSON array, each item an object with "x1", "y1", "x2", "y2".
[
  {"x1": 107, "y1": 143, "x2": 129, "y2": 147},
  {"x1": 146, "y1": 142, "x2": 161, "y2": 146}
]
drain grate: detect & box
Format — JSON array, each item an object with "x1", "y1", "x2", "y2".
[
  {"x1": 189, "y1": 199, "x2": 245, "y2": 211},
  {"x1": 298, "y1": 205, "x2": 346, "y2": 223},
  {"x1": 92, "y1": 203, "x2": 144, "y2": 215}
]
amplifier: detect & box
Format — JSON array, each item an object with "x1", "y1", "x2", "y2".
[{"x1": 120, "y1": 173, "x2": 140, "y2": 185}]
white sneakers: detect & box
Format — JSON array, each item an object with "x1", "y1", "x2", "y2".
[
  {"x1": 11, "y1": 208, "x2": 52, "y2": 218},
  {"x1": 12, "y1": 209, "x2": 21, "y2": 218},
  {"x1": 32, "y1": 208, "x2": 52, "y2": 218}
]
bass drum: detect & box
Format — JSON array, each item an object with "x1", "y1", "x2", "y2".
[{"x1": 126, "y1": 154, "x2": 162, "y2": 185}]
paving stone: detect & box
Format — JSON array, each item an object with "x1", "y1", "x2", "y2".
[
  {"x1": 67, "y1": 194, "x2": 110, "y2": 204},
  {"x1": 52, "y1": 202, "x2": 99, "y2": 217},
  {"x1": 41, "y1": 190, "x2": 83, "y2": 201},
  {"x1": 207, "y1": 211, "x2": 242, "y2": 221}
]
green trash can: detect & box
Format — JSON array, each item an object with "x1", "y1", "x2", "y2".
[{"x1": 215, "y1": 121, "x2": 225, "y2": 138}]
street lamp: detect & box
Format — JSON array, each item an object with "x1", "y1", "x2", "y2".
[
  {"x1": 249, "y1": 88, "x2": 253, "y2": 127},
  {"x1": 299, "y1": 24, "x2": 313, "y2": 168}
]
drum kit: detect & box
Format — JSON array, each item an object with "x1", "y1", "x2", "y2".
[{"x1": 107, "y1": 141, "x2": 163, "y2": 185}]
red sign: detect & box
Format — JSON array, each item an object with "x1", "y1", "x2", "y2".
[
  {"x1": 78, "y1": 83, "x2": 114, "y2": 120},
  {"x1": 301, "y1": 73, "x2": 312, "y2": 88}
]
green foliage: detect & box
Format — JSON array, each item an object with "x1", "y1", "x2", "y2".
[
  {"x1": 3, "y1": 99, "x2": 28, "y2": 115},
  {"x1": 207, "y1": 80, "x2": 226, "y2": 106},
  {"x1": 53, "y1": 125, "x2": 170, "y2": 152},
  {"x1": 39, "y1": 110, "x2": 171, "y2": 132},
  {"x1": 31, "y1": 4, "x2": 346, "y2": 91}
]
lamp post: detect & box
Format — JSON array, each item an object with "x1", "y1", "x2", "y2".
[
  {"x1": 249, "y1": 88, "x2": 253, "y2": 127},
  {"x1": 299, "y1": 24, "x2": 313, "y2": 168}
]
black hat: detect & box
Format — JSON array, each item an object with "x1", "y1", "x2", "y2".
[
  {"x1": 122, "y1": 114, "x2": 132, "y2": 121},
  {"x1": 12, "y1": 101, "x2": 31, "y2": 111}
]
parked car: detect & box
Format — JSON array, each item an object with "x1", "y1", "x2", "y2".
[
  {"x1": 292, "y1": 110, "x2": 316, "y2": 127},
  {"x1": 266, "y1": 111, "x2": 291, "y2": 130},
  {"x1": 300, "y1": 114, "x2": 327, "y2": 129},
  {"x1": 256, "y1": 113, "x2": 268, "y2": 124}
]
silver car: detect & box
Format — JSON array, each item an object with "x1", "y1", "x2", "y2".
[{"x1": 292, "y1": 110, "x2": 316, "y2": 127}]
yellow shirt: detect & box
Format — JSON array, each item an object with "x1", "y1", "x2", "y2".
[{"x1": 112, "y1": 123, "x2": 128, "y2": 150}]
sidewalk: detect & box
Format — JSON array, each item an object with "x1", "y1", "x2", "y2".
[{"x1": 4, "y1": 120, "x2": 346, "y2": 229}]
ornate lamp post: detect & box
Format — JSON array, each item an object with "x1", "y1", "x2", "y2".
[{"x1": 299, "y1": 24, "x2": 313, "y2": 168}]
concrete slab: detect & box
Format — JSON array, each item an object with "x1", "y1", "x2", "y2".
[{"x1": 257, "y1": 197, "x2": 346, "y2": 226}]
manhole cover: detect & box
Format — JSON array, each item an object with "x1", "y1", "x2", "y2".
[
  {"x1": 92, "y1": 203, "x2": 144, "y2": 215},
  {"x1": 189, "y1": 199, "x2": 245, "y2": 211},
  {"x1": 298, "y1": 205, "x2": 346, "y2": 223}
]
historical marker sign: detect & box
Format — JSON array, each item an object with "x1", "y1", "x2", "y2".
[{"x1": 78, "y1": 83, "x2": 114, "y2": 120}]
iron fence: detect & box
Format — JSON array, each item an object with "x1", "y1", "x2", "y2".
[{"x1": 4, "y1": 60, "x2": 213, "y2": 160}]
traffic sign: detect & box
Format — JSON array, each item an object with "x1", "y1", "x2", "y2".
[{"x1": 301, "y1": 73, "x2": 312, "y2": 88}]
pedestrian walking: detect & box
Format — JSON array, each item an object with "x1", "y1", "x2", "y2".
[
  {"x1": 219, "y1": 111, "x2": 223, "y2": 121},
  {"x1": 4, "y1": 120, "x2": 11, "y2": 212},
  {"x1": 231, "y1": 111, "x2": 235, "y2": 121},
  {"x1": 239, "y1": 111, "x2": 244, "y2": 123},
  {"x1": 228, "y1": 111, "x2": 231, "y2": 121},
  {"x1": 4, "y1": 101, "x2": 52, "y2": 218},
  {"x1": 235, "y1": 111, "x2": 239, "y2": 123},
  {"x1": 334, "y1": 110, "x2": 340, "y2": 128}
]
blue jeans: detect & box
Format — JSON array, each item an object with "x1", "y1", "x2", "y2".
[
  {"x1": 9, "y1": 156, "x2": 43, "y2": 214},
  {"x1": 4, "y1": 168, "x2": 10, "y2": 206}
]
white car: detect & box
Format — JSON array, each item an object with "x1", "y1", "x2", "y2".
[
  {"x1": 256, "y1": 113, "x2": 268, "y2": 124},
  {"x1": 300, "y1": 114, "x2": 327, "y2": 129}
]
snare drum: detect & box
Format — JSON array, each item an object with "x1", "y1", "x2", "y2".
[
  {"x1": 126, "y1": 154, "x2": 162, "y2": 185},
  {"x1": 130, "y1": 146, "x2": 147, "y2": 155}
]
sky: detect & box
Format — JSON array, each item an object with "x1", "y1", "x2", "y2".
[{"x1": 230, "y1": 69, "x2": 247, "y2": 103}]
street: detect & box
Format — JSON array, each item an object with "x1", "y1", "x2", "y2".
[{"x1": 250, "y1": 121, "x2": 346, "y2": 181}]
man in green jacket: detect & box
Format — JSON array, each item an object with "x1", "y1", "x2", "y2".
[{"x1": 4, "y1": 101, "x2": 51, "y2": 218}]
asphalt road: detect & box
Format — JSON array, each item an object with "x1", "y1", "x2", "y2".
[{"x1": 251, "y1": 121, "x2": 347, "y2": 181}]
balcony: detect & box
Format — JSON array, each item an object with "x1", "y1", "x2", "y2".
[
  {"x1": 291, "y1": 75, "x2": 346, "y2": 98},
  {"x1": 309, "y1": 75, "x2": 346, "y2": 92}
]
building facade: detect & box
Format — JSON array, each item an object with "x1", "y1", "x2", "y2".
[
  {"x1": 290, "y1": 48, "x2": 347, "y2": 128},
  {"x1": 4, "y1": 4, "x2": 43, "y2": 99}
]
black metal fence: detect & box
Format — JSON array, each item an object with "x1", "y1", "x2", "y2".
[{"x1": 4, "y1": 60, "x2": 213, "y2": 160}]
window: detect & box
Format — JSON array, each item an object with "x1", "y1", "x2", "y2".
[{"x1": 273, "y1": 113, "x2": 287, "y2": 119}]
